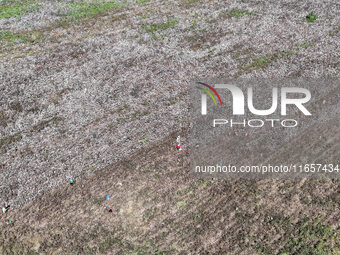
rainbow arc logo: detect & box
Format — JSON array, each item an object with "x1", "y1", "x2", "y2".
[{"x1": 196, "y1": 82, "x2": 223, "y2": 106}]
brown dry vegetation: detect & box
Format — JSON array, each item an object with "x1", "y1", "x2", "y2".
[
  {"x1": 0, "y1": 129, "x2": 339, "y2": 254},
  {"x1": 0, "y1": 0, "x2": 339, "y2": 254}
]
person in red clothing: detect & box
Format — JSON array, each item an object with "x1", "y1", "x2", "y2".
[{"x1": 176, "y1": 136, "x2": 182, "y2": 151}]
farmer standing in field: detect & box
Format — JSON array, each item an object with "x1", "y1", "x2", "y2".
[
  {"x1": 176, "y1": 136, "x2": 182, "y2": 151},
  {"x1": 2, "y1": 204, "x2": 9, "y2": 214}
]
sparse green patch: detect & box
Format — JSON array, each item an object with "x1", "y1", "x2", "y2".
[
  {"x1": 9, "y1": 101, "x2": 23, "y2": 112},
  {"x1": 305, "y1": 11, "x2": 317, "y2": 23},
  {"x1": 0, "y1": 31, "x2": 28, "y2": 42},
  {"x1": 10, "y1": 49, "x2": 34, "y2": 58},
  {"x1": 236, "y1": 53, "x2": 279, "y2": 76},
  {"x1": 66, "y1": 1, "x2": 120, "y2": 19},
  {"x1": 0, "y1": 30, "x2": 42, "y2": 50},
  {"x1": 230, "y1": 9, "x2": 252, "y2": 18},
  {"x1": 176, "y1": 200, "x2": 187, "y2": 210},
  {"x1": 93, "y1": 197, "x2": 105, "y2": 206},
  {"x1": 188, "y1": 12, "x2": 205, "y2": 32},
  {"x1": 89, "y1": 166, "x2": 95, "y2": 172},
  {"x1": 329, "y1": 28, "x2": 339, "y2": 36},
  {"x1": 154, "y1": 250, "x2": 172, "y2": 255},
  {"x1": 0, "y1": 1, "x2": 125, "y2": 52},
  {"x1": 255, "y1": 243, "x2": 273, "y2": 254},
  {"x1": 235, "y1": 41, "x2": 316, "y2": 77},
  {"x1": 251, "y1": 56, "x2": 275, "y2": 69},
  {"x1": 137, "y1": 0, "x2": 149, "y2": 3},
  {"x1": 279, "y1": 218, "x2": 339, "y2": 255},
  {"x1": 0, "y1": 111, "x2": 8, "y2": 127},
  {"x1": 32, "y1": 116, "x2": 64, "y2": 132},
  {"x1": 132, "y1": 110, "x2": 150, "y2": 118},
  {"x1": 219, "y1": 8, "x2": 252, "y2": 19},
  {"x1": 190, "y1": 19, "x2": 198, "y2": 30},
  {"x1": 0, "y1": 1, "x2": 37, "y2": 19},
  {"x1": 0, "y1": 133, "x2": 22, "y2": 150},
  {"x1": 142, "y1": 19, "x2": 179, "y2": 40},
  {"x1": 183, "y1": 0, "x2": 200, "y2": 8}
]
